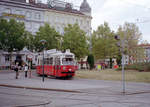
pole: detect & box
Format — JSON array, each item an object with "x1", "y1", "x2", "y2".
[
  {"x1": 42, "y1": 49, "x2": 44, "y2": 82},
  {"x1": 121, "y1": 31, "x2": 126, "y2": 94},
  {"x1": 29, "y1": 61, "x2": 31, "y2": 78},
  {"x1": 40, "y1": 39, "x2": 46, "y2": 82},
  {"x1": 122, "y1": 53, "x2": 125, "y2": 94}
]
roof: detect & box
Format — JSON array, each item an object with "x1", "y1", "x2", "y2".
[
  {"x1": 0, "y1": 0, "x2": 84, "y2": 16},
  {"x1": 138, "y1": 44, "x2": 150, "y2": 49},
  {"x1": 138, "y1": 44, "x2": 150, "y2": 47},
  {"x1": 80, "y1": 0, "x2": 91, "y2": 13}
]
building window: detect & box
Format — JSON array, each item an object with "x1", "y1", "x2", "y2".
[
  {"x1": 80, "y1": 19, "x2": 83, "y2": 25},
  {"x1": 76, "y1": 19, "x2": 79, "y2": 24},
  {"x1": 15, "y1": 10, "x2": 22, "y2": 15},
  {"x1": 34, "y1": 23, "x2": 40, "y2": 30},
  {"x1": 56, "y1": 16, "x2": 59, "y2": 22},
  {"x1": 5, "y1": 8, "x2": 11, "y2": 13},
  {"x1": 26, "y1": 11, "x2": 31, "y2": 18},
  {"x1": 5, "y1": 55, "x2": 10, "y2": 62},
  {"x1": 0, "y1": 7, "x2": 2, "y2": 11},
  {"x1": 35, "y1": 13, "x2": 41, "y2": 19},
  {"x1": 87, "y1": 21, "x2": 89, "y2": 26},
  {"x1": 25, "y1": 22, "x2": 32, "y2": 29}
]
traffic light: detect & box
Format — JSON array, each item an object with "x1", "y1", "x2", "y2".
[
  {"x1": 114, "y1": 35, "x2": 120, "y2": 40},
  {"x1": 114, "y1": 35, "x2": 121, "y2": 47}
]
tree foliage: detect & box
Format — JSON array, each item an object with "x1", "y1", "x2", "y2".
[
  {"x1": 34, "y1": 23, "x2": 61, "y2": 51},
  {"x1": 87, "y1": 54, "x2": 94, "y2": 69},
  {"x1": 92, "y1": 22, "x2": 118, "y2": 60},
  {"x1": 63, "y1": 24, "x2": 88, "y2": 59},
  {"x1": 24, "y1": 32, "x2": 35, "y2": 51},
  {"x1": 0, "y1": 19, "x2": 26, "y2": 52},
  {"x1": 117, "y1": 22, "x2": 142, "y2": 63}
]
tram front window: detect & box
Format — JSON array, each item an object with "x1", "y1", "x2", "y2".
[{"x1": 62, "y1": 58, "x2": 74, "y2": 65}]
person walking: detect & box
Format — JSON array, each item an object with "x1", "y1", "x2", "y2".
[
  {"x1": 14, "y1": 63, "x2": 19, "y2": 79},
  {"x1": 24, "y1": 64, "x2": 28, "y2": 78}
]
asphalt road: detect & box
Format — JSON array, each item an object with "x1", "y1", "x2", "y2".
[{"x1": 0, "y1": 70, "x2": 150, "y2": 107}]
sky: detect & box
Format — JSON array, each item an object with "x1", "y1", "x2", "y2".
[{"x1": 42, "y1": 0, "x2": 150, "y2": 42}]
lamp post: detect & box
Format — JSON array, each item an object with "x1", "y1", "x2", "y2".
[{"x1": 40, "y1": 39, "x2": 47, "y2": 82}]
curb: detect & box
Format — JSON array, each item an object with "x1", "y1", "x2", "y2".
[
  {"x1": 15, "y1": 101, "x2": 51, "y2": 107},
  {"x1": 0, "y1": 84, "x2": 82, "y2": 93}
]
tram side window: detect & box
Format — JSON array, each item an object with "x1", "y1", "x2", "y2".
[
  {"x1": 43, "y1": 58, "x2": 53, "y2": 65},
  {"x1": 49, "y1": 58, "x2": 53, "y2": 65},
  {"x1": 38, "y1": 59, "x2": 40, "y2": 65},
  {"x1": 44, "y1": 58, "x2": 49, "y2": 65},
  {"x1": 40, "y1": 59, "x2": 43, "y2": 65},
  {"x1": 62, "y1": 58, "x2": 74, "y2": 65},
  {"x1": 55, "y1": 58, "x2": 60, "y2": 65}
]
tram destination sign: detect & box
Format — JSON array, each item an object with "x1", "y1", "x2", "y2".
[{"x1": 65, "y1": 55, "x2": 73, "y2": 58}]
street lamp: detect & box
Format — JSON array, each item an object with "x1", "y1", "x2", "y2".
[{"x1": 40, "y1": 39, "x2": 47, "y2": 82}]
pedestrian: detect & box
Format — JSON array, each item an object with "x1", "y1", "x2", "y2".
[
  {"x1": 97, "y1": 64, "x2": 101, "y2": 71},
  {"x1": 14, "y1": 63, "x2": 19, "y2": 79},
  {"x1": 24, "y1": 64, "x2": 28, "y2": 78}
]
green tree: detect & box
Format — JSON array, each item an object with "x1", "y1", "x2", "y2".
[
  {"x1": 34, "y1": 23, "x2": 61, "y2": 51},
  {"x1": 87, "y1": 54, "x2": 94, "y2": 69},
  {"x1": 117, "y1": 22, "x2": 142, "y2": 63},
  {"x1": 92, "y1": 22, "x2": 118, "y2": 63},
  {"x1": 24, "y1": 31, "x2": 35, "y2": 51},
  {"x1": 63, "y1": 24, "x2": 88, "y2": 59},
  {"x1": 0, "y1": 19, "x2": 26, "y2": 51},
  {"x1": 0, "y1": 18, "x2": 27, "y2": 68}
]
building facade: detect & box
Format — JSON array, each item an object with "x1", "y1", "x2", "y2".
[
  {"x1": 138, "y1": 44, "x2": 150, "y2": 63},
  {"x1": 128, "y1": 44, "x2": 150, "y2": 64},
  {"x1": 0, "y1": 0, "x2": 92, "y2": 35},
  {"x1": 0, "y1": 0, "x2": 92, "y2": 69},
  {"x1": 0, "y1": 0, "x2": 45, "y2": 34}
]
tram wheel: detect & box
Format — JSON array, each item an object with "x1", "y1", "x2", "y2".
[
  {"x1": 37, "y1": 74, "x2": 42, "y2": 77},
  {"x1": 65, "y1": 76, "x2": 73, "y2": 80}
]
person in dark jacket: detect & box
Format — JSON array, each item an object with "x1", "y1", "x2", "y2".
[
  {"x1": 14, "y1": 63, "x2": 19, "y2": 79},
  {"x1": 24, "y1": 64, "x2": 28, "y2": 78}
]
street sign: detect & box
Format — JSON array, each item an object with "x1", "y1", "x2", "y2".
[{"x1": 27, "y1": 54, "x2": 33, "y2": 61}]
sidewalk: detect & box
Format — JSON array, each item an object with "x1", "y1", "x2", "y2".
[{"x1": 0, "y1": 71, "x2": 111, "y2": 92}]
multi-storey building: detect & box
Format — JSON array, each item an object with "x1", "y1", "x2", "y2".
[
  {"x1": 128, "y1": 44, "x2": 150, "y2": 64},
  {"x1": 0, "y1": 0, "x2": 45, "y2": 34},
  {"x1": 0, "y1": 0, "x2": 92, "y2": 69},
  {"x1": 138, "y1": 44, "x2": 150, "y2": 62},
  {"x1": 45, "y1": 0, "x2": 92, "y2": 35},
  {"x1": 0, "y1": 0, "x2": 92, "y2": 35}
]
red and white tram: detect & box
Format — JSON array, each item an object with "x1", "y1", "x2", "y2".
[{"x1": 36, "y1": 49, "x2": 77, "y2": 78}]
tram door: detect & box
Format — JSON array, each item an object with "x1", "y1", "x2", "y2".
[{"x1": 54, "y1": 57, "x2": 60, "y2": 77}]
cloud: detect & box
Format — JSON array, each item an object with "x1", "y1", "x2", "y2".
[
  {"x1": 91, "y1": 0, "x2": 150, "y2": 41},
  {"x1": 42, "y1": 0, "x2": 150, "y2": 42}
]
